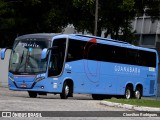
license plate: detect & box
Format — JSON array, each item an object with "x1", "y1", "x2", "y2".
[{"x1": 20, "y1": 84, "x2": 27, "y2": 88}]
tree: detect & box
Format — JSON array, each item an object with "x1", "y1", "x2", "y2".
[
  {"x1": 0, "y1": 0, "x2": 160, "y2": 47},
  {"x1": 71, "y1": 0, "x2": 95, "y2": 34},
  {"x1": 99, "y1": 0, "x2": 136, "y2": 40},
  {"x1": 0, "y1": 0, "x2": 72, "y2": 47},
  {"x1": 135, "y1": 0, "x2": 160, "y2": 18},
  {"x1": 72, "y1": 0, "x2": 136, "y2": 42},
  {"x1": 71, "y1": 0, "x2": 160, "y2": 43},
  {"x1": 0, "y1": 0, "x2": 16, "y2": 47},
  {"x1": 145, "y1": 0, "x2": 160, "y2": 19},
  {"x1": 12, "y1": 0, "x2": 70, "y2": 33}
]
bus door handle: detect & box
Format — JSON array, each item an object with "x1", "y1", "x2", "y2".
[
  {"x1": 66, "y1": 69, "x2": 71, "y2": 73},
  {"x1": 109, "y1": 85, "x2": 112, "y2": 87},
  {"x1": 67, "y1": 71, "x2": 71, "y2": 73}
]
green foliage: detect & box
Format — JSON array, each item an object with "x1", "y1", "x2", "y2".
[
  {"x1": 73, "y1": 0, "x2": 94, "y2": 7},
  {"x1": 97, "y1": 0, "x2": 136, "y2": 41},
  {"x1": 145, "y1": 0, "x2": 160, "y2": 19},
  {"x1": 30, "y1": 0, "x2": 41, "y2": 5},
  {"x1": 0, "y1": 0, "x2": 72, "y2": 47},
  {"x1": 0, "y1": 0, "x2": 16, "y2": 47},
  {"x1": 0, "y1": 1, "x2": 7, "y2": 15},
  {"x1": 0, "y1": 0, "x2": 15, "y2": 28},
  {"x1": 71, "y1": 0, "x2": 95, "y2": 33},
  {"x1": 105, "y1": 98, "x2": 160, "y2": 108},
  {"x1": 119, "y1": 0, "x2": 135, "y2": 12}
]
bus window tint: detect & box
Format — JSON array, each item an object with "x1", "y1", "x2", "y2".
[{"x1": 48, "y1": 38, "x2": 66, "y2": 76}]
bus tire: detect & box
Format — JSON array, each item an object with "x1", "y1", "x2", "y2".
[
  {"x1": 125, "y1": 87, "x2": 132, "y2": 99},
  {"x1": 28, "y1": 91, "x2": 37, "y2": 98},
  {"x1": 134, "y1": 87, "x2": 142, "y2": 99},
  {"x1": 60, "y1": 82, "x2": 70, "y2": 99}
]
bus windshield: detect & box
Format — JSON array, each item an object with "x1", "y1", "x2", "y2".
[{"x1": 9, "y1": 39, "x2": 50, "y2": 75}]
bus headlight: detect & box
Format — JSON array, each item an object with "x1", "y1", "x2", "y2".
[
  {"x1": 9, "y1": 76, "x2": 14, "y2": 82},
  {"x1": 35, "y1": 77, "x2": 45, "y2": 82}
]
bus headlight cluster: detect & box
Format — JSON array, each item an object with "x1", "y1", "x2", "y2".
[
  {"x1": 35, "y1": 77, "x2": 45, "y2": 82},
  {"x1": 8, "y1": 76, "x2": 14, "y2": 82}
]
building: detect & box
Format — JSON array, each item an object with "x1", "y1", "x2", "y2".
[{"x1": 131, "y1": 16, "x2": 160, "y2": 49}]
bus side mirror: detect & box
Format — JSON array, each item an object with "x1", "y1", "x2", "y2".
[
  {"x1": 41, "y1": 46, "x2": 59, "y2": 59},
  {"x1": 41, "y1": 48, "x2": 48, "y2": 59},
  {"x1": 0, "y1": 48, "x2": 7, "y2": 60}
]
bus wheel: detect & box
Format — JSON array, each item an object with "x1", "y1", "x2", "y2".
[
  {"x1": 28, "y1": 91, "x2": 37, "y2": 98},
  {"x1": 60, "y1": 82, "x2": 70, "y2": 99},
  {"x1": 134, "y1": 88, "x2": 142, "y2": 99},
  {"x1": 125, "y1": 87, "x2": 132, "y2": 99}
]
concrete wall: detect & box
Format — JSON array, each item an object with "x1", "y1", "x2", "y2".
[{"x1": 0, "y1": 49, "x2": 11, "y2": 87}]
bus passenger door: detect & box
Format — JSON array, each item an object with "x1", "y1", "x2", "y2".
[
  {"x1": 48, "y1": 39, "x2": 67, "y2": 77},
  {"x1": 48, "y1": 52, "x2": 60, "y2": 76}
]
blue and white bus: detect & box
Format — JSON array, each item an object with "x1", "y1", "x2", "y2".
[{"x1": 1, "y1": 33, "x2": 159, "y2": 99}]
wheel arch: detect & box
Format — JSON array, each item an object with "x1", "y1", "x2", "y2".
[
  {"x1": 124, "y1": 83, "x2": 134, "y2": 99},
  {"x1": 62, "y1": 78, "x2": 74, "y2": 95},
  {"x1": 135, "y1": 83, "x2": 143, "y2": 94},
  {"x1": 125, "y1": 83, "x2": 134, "y2": 92}
]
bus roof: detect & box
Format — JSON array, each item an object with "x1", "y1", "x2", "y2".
[
  {"x1": 15, "y1": 33, "x2": 61, "y2": 40},
  {"x1": 15, "y1": 33, "x2": 157, "y2": 53}
]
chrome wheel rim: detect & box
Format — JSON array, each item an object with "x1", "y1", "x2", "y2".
[
  {"x1": 65, "y1": 85, "x2": 69, "y2": 96},
  {"x1": 135, "y1": 91, "x2": 140, "y2": 99},
  {"x1": 126, "y1": 89, "x2": 131, "y2": 99}
]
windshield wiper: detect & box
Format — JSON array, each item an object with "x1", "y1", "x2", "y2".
[
  {"x1": 20, "y1": 51, "x2": 24, "y2": 64},
  {"x1": 25, "y1": 49, "x2": 30, "y2": 72}
]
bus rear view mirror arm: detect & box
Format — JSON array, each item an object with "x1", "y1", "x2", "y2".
[
  {"x1": 1, "y1": 48, "x2": 7, "y2": 60},
  {"x1": 41, "y1": 46, "x2": 59, "y2": 59}
]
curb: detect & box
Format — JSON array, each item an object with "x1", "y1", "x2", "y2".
[{"x1": 100, "y1": 101, "x2": 160, "y2": 111}]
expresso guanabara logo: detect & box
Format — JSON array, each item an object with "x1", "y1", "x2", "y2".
[{"x1": 114, "y1": 65, "x2": 140, "y2": 74}]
